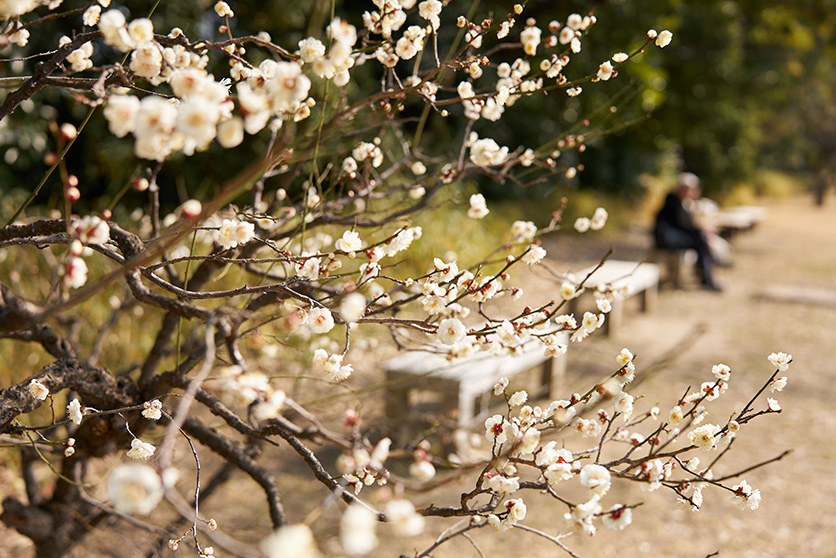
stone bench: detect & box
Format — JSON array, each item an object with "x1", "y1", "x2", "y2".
[
  {"x1": 714, "y1": 206, "x2": 767, "y2": 238},
  {"x1": 383, "y1": 332, "x2": 569, "y2": 432},
  {"x1": 568, "y1": 259, "x2": 661, "y2": 335},
  {"x1": 648, "y1": 248, "x2": 695, "y2": 288}
]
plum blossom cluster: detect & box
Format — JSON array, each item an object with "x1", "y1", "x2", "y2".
[
  {"x1": 462, "y1": 348, "x2": 790, "y2": 542},
  {"x1": 0, "y1": 2, "x2": 776, "y2": 558}
]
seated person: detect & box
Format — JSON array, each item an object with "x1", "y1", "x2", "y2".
[
  {"x1": 687, "y1": 196, "x2": 734, "y2": 267},
  {"x1": 653, "y1": 172, "x2": 722, "y2": 291}
]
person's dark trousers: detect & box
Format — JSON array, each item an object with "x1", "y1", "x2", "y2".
[{"x1": 655, "y1": 225, "x2": 717, "y2": 287}]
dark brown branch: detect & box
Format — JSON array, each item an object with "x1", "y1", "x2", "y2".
[
  {"x1": 0, "y1": 31, "x2": 103, "y2": 120},
  {"x1": 0, "y1": 358, "x2": 139, "y2": 434},
  {"x1": 180, "y1": 416, "x2": 287, "y2": 528},
  {"x1": 271, "y1": 427, "x2": 380, "y2": 517},
  {"x1": 1, "y1": 324, "x2": 76, "y2": 359}
]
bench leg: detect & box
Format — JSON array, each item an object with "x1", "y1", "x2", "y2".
[
  {"x1": 457, "y1": 386, "x2": 476, "y2": 428},
  {"x1": 543, "y1": 352, "x2": 567, "y2": 400},
  {"x1": 640, "y1": 283, "x2": 658, "y2": 313},
  {"x1": 669, "y1": 251, "x2": 682, "y2": 288},
  {"x1": 385, "y1": 372, "x2": 413, "y2": 442},
  {"x1": 605, "y1": 300, "x2": 623, "y2": 337}
]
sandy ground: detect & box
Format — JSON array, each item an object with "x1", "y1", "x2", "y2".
[{"x1": 3, "y1": 194, "x2": 835, "y2": 557}]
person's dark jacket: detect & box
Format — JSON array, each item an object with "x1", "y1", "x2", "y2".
[{"x1": 654, "y1": 193, "x2": 698, "y2": 248}]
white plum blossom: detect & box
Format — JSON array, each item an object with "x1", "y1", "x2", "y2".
[
  {"x1": 669, "y1": 405, "x2": 684, "y2": 425},
  {"x1": 340, "y1": 503, "x2": 378, "y2": 556},
  {"x1": 298, "y1": 38, "x2": 326, "y2": 63},
  {"x1": 468, "y1": 193, "x2": 490, "y2": 219},
  {"x1": 508, "y1": 390, "x2": 528, "y2": 407},
  {"x1": 409, "y1": 459, "x2": 436, "y2": 481},
  {"x1": 574, "y1": 417, "x2": 602, "y2": 437},
  {"x1": 768, "y1": 352, "x2": 792, "y2": 371},
  {"x1": 614, "y1": 391, "x2": 633, "y2": 419},
  {"x1": 602, "y1": 505, "x2": 632, "y2": 530},
  {"x1": 104, "y1": 95, "x2": 141, "y2": 138},
  {"x1": 590, "y1": 207, "x2": 608, "y2": 230},
  {"x1": 559, "y1": 281, "x2": 576, "y2": 301},
  {"x1": 336, "y1": 230, "x2": 363, "y2": 254},
  {"x1": 511, "y1": 220, "x2": 537, "y2": 241},
  {"x1": 596, "y1": 61, "x2": 614, "y2": 81},
  {"x1": 308, "y1": 307, "x2": 336, "y2": 333},
  {"x1": 580, "y1": 464, "x2": 612, "y2": 496},
  {"x1": 469, "y1": 138, "x2": 509, "y2": 167},
  {"x1": 142, "y1": 399, "x2": 163, "y2": 421},
  {"x1": 261, "y1": 524, "x2": 322, "y2": 558},
  {"x1": 67, "y1": 398, "x2": 83, "y2": 425},
  {"x1": 214, "y1": 1, "x2": 234, "y2": 18},
  {"x1": 64, "y1": 256, "x2": 88, "y2": 288},
  {"x1": 688, "y1": 423, "x2": 720, "y2": 451},
  {"x1": 126, "y1": 438, "x2": 156, "y2": 461},
  {"x1": 770, "y1": 377, "x2": 787, "y2": 392},
  {"x1": 596, "y1": 298, "x2": 612, "y2": 313},
  {"x1": 340, "y1": 293, "x2": 367, "y2": 324},
  {"x1": 712, "y1": 363, "x2": 731, "y2": 381},
  {"x1": 130, "y1": 41, "x2": 163, "y2": 80},
  {"x1": 28, "y1": 379, "x2": 49, "y2": 401},
  {"x1": 520, "y1": 25, "x2": 541, "y2": 56},
  {"x1": 418, "y1": 0, "x2": 442, "y2": 31},
  {"x1": 574, "y1": 217, "x2": 590, "y2": 232},
  {"x1": 485, "y1": 414, "x2": 512, "y2": 445},
  {"x1": 107, "y1": 463, "x2": 163, "y2": 515},
  {"x1": 217, "y1": 117, "x2": 244, "y2": 148},
  {"x1": 521, "y1": 244, "x2": 546, "y2": 265},
  {"x1": 216, "y1": 219, "x2": 254, "y2": 249},
  {"x1": 386, "y1": 500, "x2": 425, "y2": 536},
  {"x1": 655, "y1": 29, "x2": 673, "y2": 48},
  {"x1": 731, "y1": 480, "x2": 761, "y2": 510},
  {"x1": 437, "y1": 317, "x2": 466, "y2": 345}
]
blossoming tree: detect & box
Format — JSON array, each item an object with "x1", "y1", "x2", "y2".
[{"x1": 0, "y1": 1, "x2": 790, "y2": 557}]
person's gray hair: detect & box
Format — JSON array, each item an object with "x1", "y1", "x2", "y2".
[{"x1": 677, "y1": 172, "x2": 701, "y2": 190}]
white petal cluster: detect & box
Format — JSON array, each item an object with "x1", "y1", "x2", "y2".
[
  {"x1": 59, "y1": 35, "x2": 93, "y2": 73},
  {"x1": 308, "y1": 307, "x2": 336, "y2": 334},
  {"x1": 768, "y1": 351, "x2": 792, "y2": 371},
  {"x1": 418, "y1": 0, "x2": 442, "y2": 31},
  {"x1": 340, "y1": 503, "x2": 378, "y2": 555},
  {"x1": 261, "y1": 524, "x2": 322, "y2": 558},
  {"x1": 579, "y1": 464, "x2": 611, "y2": 496},
  {"x1": 67, "y1": 398, "x2": 83, "y2": 425},
  {"x1": 688, "y1": 423, "x2": 720, "y2": 451},
  {"x1": 386, "y1": 499, "x2": 425, "y2": 536},
  {"x1": 469, "y1": 138, "x2": 509, "y2": 167},
  {"x1": 142, "y1": 399, "x2": 163, "y2": 421},
  {"x1": 215, "y1": 219, "x2": 255, "y2": 249},
  {"x1": 521, "y1": 244, "x2": 546, "y2": 265},
  {"x1": 437, "y1": 317, "x2": 466, "y2": 345},
  {"x1": 335, "y1": 230, "x2": 363, "y2": 254},
  {"x1": 520, "y1": 24, "x2": 541, "y2": 56},
  {"x1": 313, "y1": 349, "x2": 353, "y2": 382},
  {"x1": 64, "y1": 256, "x2": 88, "y2": 289},
  {"x1": 655, "y1": 29, "x2": 673, "y2": 48},
  {"x1": 126, "y1": 438, "x2": 156, "y2": 461},
  {"x1": 71, "y1": 215, "x2": 110, "y2": 245},
  {"x1": 107, "y1": 463, "x2": 163, "y2": 515},
  {"x1": 731, "y1": 480, "x2": 761, "y2": 510},
  {"x1": 28, "y1": 379, "x2": 49, "y2": 400}
]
